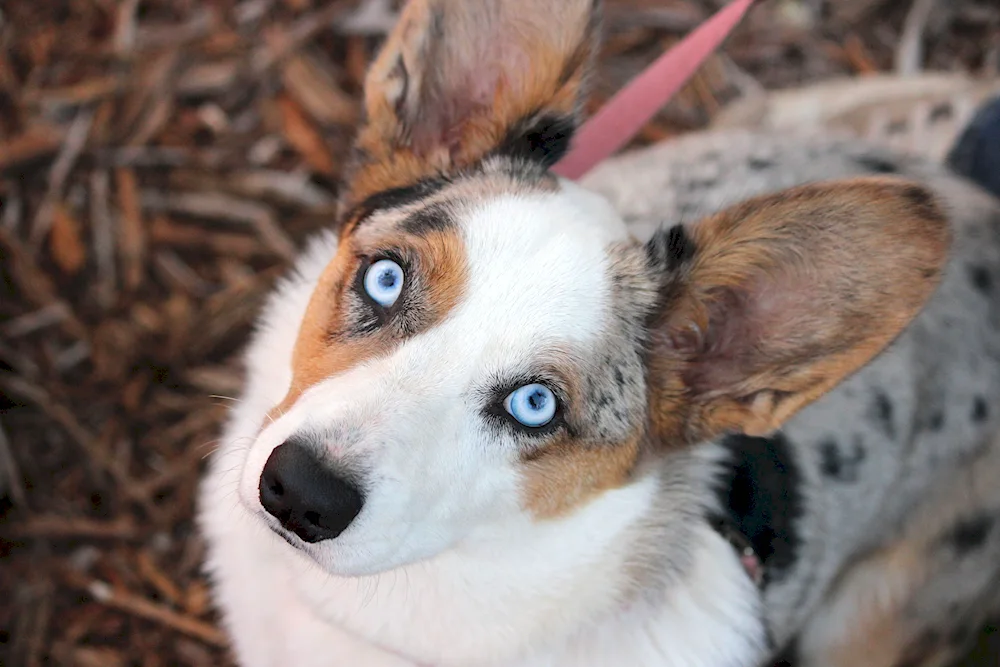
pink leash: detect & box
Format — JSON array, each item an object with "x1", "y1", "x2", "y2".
[{"x1": 552, "y1": 0, "x2": 757, "y2": 180}]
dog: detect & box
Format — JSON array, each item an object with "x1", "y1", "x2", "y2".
[{"x1": 198, "y1": 1, "x2": 1000, "y2": 665}]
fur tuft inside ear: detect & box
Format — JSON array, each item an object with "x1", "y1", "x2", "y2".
[{"x1": 644, "y1": 177, "x2": 952, "y2": 444}]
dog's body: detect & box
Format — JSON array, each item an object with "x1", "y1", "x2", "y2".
[{"x1": 199, "y1": 2, "x2": 1000, "y2": 666}]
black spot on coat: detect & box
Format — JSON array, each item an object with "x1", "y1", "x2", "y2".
[
  {"x1": 747, "y1": 156, "x2": 775, "y2": 170},
  {"x1": 855, "y1": 155, "x2": 898, "y2": 174},
  {"x1": 968, "y1": 265, "x2": 994, "y2": 294},
  {"x1": 819, "y1": 437, "x2": 866, "y2": 482},
  {"x1": 713, "y1": 433, "x2": 804, "y2": 584},
  {"x1": 972, "y1": 396, "x2": 989, "y2": 423},
  {"x1": 928, "y1": 411, "x2": 946, "y2": 432},
  {"x1": 942, "y1": 514, "x2": 995, "y2": 555},
  {"x1": 872, "y1": 391, "x2": 896, "y2": 439}
]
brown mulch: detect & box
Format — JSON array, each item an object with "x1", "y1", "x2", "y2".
[{"x1": 1, "y1": 1, "x2": 999, "y2": 665}]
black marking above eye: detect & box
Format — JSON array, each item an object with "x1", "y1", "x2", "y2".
[
  {"x1": 401, "y1": 202, "x2": 454, "y2": 235},
  {"x1": 346, "y1": 177, "x2": 449, "y2": 230}
]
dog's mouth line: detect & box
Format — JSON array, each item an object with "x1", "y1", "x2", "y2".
[{"x1": 256, "y1": 511, "x2": 301, "y2": 547}]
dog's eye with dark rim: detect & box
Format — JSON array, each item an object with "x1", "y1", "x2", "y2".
[
  {"x1": 363, "y1": 258, "x2": 405, "y2": 307},
  {"x1": 354, "y1": 253, "x2": 409, "y2": 317},
  {"x1": 505, "y1": 383, "x2": 558, "y2": 428},
  {"x1": 483, "y1": 379, "x2": 566, "y2": 436}
]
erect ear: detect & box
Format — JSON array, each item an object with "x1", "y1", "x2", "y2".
[
  {"x1": 340, "y1": 0, "x2": 600, "y2": 212},
  {"x1": 645, "y1": 177, "x2": 951, "y2": 444}
]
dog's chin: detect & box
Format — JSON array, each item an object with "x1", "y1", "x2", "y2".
[{"x1": 257, "y1": 512, "x2": 453, "y2": 578}]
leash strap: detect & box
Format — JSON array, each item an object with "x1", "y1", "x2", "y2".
[{"x1": 552, "y1": 0, "x2": 757, "y2": 180}]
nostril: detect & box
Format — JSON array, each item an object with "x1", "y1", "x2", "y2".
[
  {"x1": 268, "y1": 478, "x2": 284, "y2": 497},
  {"x1": 303, "y1": 510, "x2": 321, "y2": 526}
]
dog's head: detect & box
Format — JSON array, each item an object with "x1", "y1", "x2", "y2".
[{"x1": 237, "y1": 0, "x2": 950, "y2": 576}]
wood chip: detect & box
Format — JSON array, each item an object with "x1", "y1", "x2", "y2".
[
  {"x1": 149, "y1": 217, "x2": 276, "y2": 260},
  {"x1": 277, "y1": 94, "x2": 336, "y2": 176},
  {"x1": 134, "y1": 8, "x2": 217, "y2": 52},
  {"x1": 251, "y1": 1, "x2": 354, "y2": 74},
  {"x1": 0, "y1": 227, "x2": 88, "y2": 339},
  {"x1": 141, "y1": 190, "x2": 296, "y2": 260},
  {"x1": 8, "y1": 515, "x2": 139, "y2": 541},
  {"x1": 0, "y1": 303, "x2": 69, "y2": 338},
  {"x1": 0, "y1": 419, "x2": 27, "y2": 508},
  {"x1": 176, "y1": 60, "x2": 242, "y2": 97},
  {"x1": 29, "y1": 109, "x2": 95, "y2": 248},
  {"x1": 229, "y1": 169, "x2": 335, "y2": 207},
  {"x1": 136, "y1": 550, "x2": 185, "y2": 606},
  {"x1": 153, "y1": 250, "x2": 213, "y2": 297},
  {"x1": 22, "y1": 76, "x2": 125, "y2": 111},
  {"x1": 281, "y1": 52, "x2": 358, "y2": 126},
  {"x1": 90, "y1": 170, "x2": 118, "y2": 309},
  {"x1": 81, "y1": 578, "x2": 228, "y2": 647},
  {"x1": 0, "y1": 125, "x2": 67, "y2": 172},
  {"x1": 69, "y1": 647, "x2": 128, "y2": 667},
  {"x1": 115, "y1": 169, "x2": 146, "y2": 291},
  {"x1": 896, "y1": 0, "x2": 939, "y2": 75},
  {"x1": 49, "y1": 204, "x2": 87, "y2": 276}
]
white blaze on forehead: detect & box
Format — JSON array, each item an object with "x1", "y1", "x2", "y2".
[{"x1": 453, "y1": 189, "x2": 626, "y2": 351}]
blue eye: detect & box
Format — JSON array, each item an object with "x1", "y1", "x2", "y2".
[
  {"x1": 504, "y1": 383, "x2": 557, "y2": 428},
  {"x1": 364, "y1": 259, "x2": 404, "y2": 307}
]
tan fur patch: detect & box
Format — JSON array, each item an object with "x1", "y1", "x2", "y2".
[
  {"x1": 521, "y1": 433, "x2": 641, "y2": 519},
  {"x1": 817, "y1": 542, "x2": 928, "y2": 667},
  {"x1": 646, "y1": 177, "x2": 951, "y2": 445},
  {"x1": 270, "y1": 226, "x2": 468, "y2": 418}
]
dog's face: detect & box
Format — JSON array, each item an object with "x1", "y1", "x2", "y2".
[{"x1": 236, "y1": 0, "x2": 951, "y2": 577}]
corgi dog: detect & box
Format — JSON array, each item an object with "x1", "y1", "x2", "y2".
[{"x1": 198, "y1": 1, "x2": 1000, "y2": 665}]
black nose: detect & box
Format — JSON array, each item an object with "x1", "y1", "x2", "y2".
[{"x1": 258, "y1": 441, "x2": 364, "y2": 543}]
